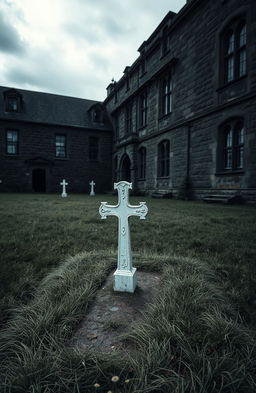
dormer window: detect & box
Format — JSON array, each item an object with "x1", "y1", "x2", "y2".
[
  {"x1": 4, "y1": 90, "x2": 22, "y2": 113},
  {"x1": 123, "y1": 66, "x2": 130, "y2": 91},
  {"x1": 162, "y1": 26, "x2": 169, "y2": 57},
  {"x1": 140, "y1": 56, "x2": 146, "y2": 77},
  {"x1": 89, "y1": 104, "x2": 104, "y2": 123},
  {"x1": 126, "y1": 76, "x2": 130, "y2": 91},
  {"x1": 93, "y1": 108, "x2": 102, "y2": 122}
]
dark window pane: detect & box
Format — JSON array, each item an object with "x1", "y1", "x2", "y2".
[
  {"x1": 55, "y1": 135, "x2": 66, "y2": 158},
  {"x1": 6, "y1": 130, "x2": 18, "y2": 154},
  {"x1": 158, "y1": 140, "x2": 170, "y2": 177},
  {"x1": 239, "y1": 49, "x2": 246, "y2": 76},
  {"x1": 221, "y1": 121, "x2": 244, "y2": 170},
  {"x1": 239, "y1": 24, "x2": 246, "y2": 47}
]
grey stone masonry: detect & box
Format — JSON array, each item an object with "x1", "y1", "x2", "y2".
[
  {"x1": 105, "y1": 0, "x2": 256, "y2": 201},
  {"x1": 0, "y1": 87, "x2": 112, "y2": 193}
]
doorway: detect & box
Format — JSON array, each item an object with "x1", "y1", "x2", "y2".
[
  {"x1": 32, "y1": 168, "x2": 46, "y2": 192},
  {"x1": 120, "y1": 154, "x2": 131, "y2": 182}
]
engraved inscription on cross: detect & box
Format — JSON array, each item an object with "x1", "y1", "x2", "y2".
[{"x1": 99, "y1": 181, "x2": 148, "y2": 292}]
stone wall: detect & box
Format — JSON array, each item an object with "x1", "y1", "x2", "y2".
[
  {"x1": 105, "y1": 0, "x2": 256, "y2": 200},
  {"x1": 0, "y1": 120, "x2": 112, "y2": 193}
]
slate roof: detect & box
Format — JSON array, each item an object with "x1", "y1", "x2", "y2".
[{"x1": 0, "y1": 86, "x2": 112, "y2": 131}]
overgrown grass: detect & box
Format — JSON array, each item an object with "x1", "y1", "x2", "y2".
[
  {"x1": 0, "y1": 252, "x2": 255, "y2": 392},
  {"x1": 1, "y1": 193, "x2": 255, "y2": 324},
  {"x1": 0, "y1": 193, "x2": 256, "y2": 392}
]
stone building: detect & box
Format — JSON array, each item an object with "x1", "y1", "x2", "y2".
[
  {"x1": 1, "y1": 0, "x2": 256, "y2": 200},
  {"x1": 0, "y1": 87, "x2": 112, "y2": 193},
  {"x1": 105, "y1": 0, "x2": 256, "y2": 200}
]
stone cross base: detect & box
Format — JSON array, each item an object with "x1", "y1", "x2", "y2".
[
  {"x1": 113, "y1": 267, "x2": 137, "y2": 293},
  {"x1": 62, "y1": 193, "x2": 67, "y2": 198}
]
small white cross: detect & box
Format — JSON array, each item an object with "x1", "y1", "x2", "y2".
[
  {"x1": 89, "y1": 180, "x2": 95, "y2": 196},
  {"x1": 99, "y1": 181, "x2": 148, "y2": 292},
  {"x1": 60, "y1": 179, "x2": 68, "y2": 197}
]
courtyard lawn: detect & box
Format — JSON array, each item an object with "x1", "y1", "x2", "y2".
[{"x1": 0, "y1": 193, "x2": 256, "y2": 392}]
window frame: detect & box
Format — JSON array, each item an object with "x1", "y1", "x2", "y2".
[
  {"x1": 157, "y1": 140, "x2": 170, "y2": 178},
  {"x1": 125, "y1": 102, "x2": 133, "y2": 134},
  {"x1": 221, "y1": 17, "x2": 247, "y2": 86},
  {"x1": 5, "y1": 94, "x2": 21, "y2": 113},
  {"x1": 138, "y1": 147, "x2": 146, "y2": 180},
  {"x1": 161, "y1": 26, "x2": 170, "y2": 57},
  {"x1": 160, "y1": 72, "x2": 172, "y2": 116},
  {"x1": 6, "y1": 129, "x2": 19, "y2": 155},
  {"x1": 139, "y1": 91, "x2": 148, "y2": 128},
  {"x1": 55, "y1": 134, "x2": 67, "y2": 159},
  {"x1": 219, "y1": 119, "x2": 245, "y2": 172}
]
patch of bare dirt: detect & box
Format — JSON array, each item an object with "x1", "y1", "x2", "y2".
[{"x1": 72, "y1": 271, "x2": 161, "y2": 353}]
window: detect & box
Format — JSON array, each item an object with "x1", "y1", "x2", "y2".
[
  {"x1": 220, "y1": 119, "x2": 244, "y2": 171},
  {"x1": 114, "y1": 115, "x2": 119, "y2": 140},
  {"x1": 222, "y1": 18, "x2": 247, "y2": 84},
  {"x1": 114, "y1": 90, "x2": 118, "y2": 104},
  {"x1": 6, "y1": 130, "x2": 19, "y2": 155},
  {"x1": 125, "y1": 102, "x2": 133, "y2": 134},
  {"x1": 139, "y1": 92, "x2": 147, "y2": 127},
  {"x1": 140, "y1": 57, "x2": 146, "y2": 76},
  {"x1": 158, "y1": 140, "x2": 170, "y2": 177},
  {"x1": 89, "y1": 136, "x2": 99, "y2": 161},
  {"x1": 161, "y1": 73, "x2": 172, "y2": 116},
  {"x1": 126, "y1": 76, "x2": 130, "y2": 91},
  {"x1": 55, "y1": 135, "x2": 66, "y2": 158},
  {"x1": 93, "y1": 108, "x2": 102, "y2": 122},
  {"x1": 138, "y1": 147, "x2": 146, "y2": 179},
  {"x1": 5, "y1": 93, "x2": 21, "y2": 112},
  {"x1": 162, "y1": 26, "x2": 169, "y2": 56}
]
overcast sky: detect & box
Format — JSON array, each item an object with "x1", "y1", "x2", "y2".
[{"x1": 0, "y1": 0, "x2": 186, "y2": 101}]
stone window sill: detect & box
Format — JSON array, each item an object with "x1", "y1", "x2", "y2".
[
  {"x1": 159, "y1": 112, "x2": 172, "y2": 120},
  {"x1": 215, "y1": 170, "x2": 244, "y2": 176},
  {"x1": 216, "y1": 74, "x2": 247, "y2": 92}
]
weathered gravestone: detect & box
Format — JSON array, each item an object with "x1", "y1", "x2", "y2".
[
  {"x1": 89, "y1": 180, "x2": 95, "y2": 196},
  {"x1": 99, "y1": 181, "x2": 148, "y2": 292},
  {"x1": 60, "y1": 179, "x2": 68, "y2": 197}
]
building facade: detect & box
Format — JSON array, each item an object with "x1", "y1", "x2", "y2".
[
  {"x1": 105, "y1": 0, "x2": 256, "y2": 200},
  {"x1": 1, "y1": 0, "x2": 256, "y2": 200},
  {"x1": 0, "y1": 87, "x2": 112, "y2": 193}
]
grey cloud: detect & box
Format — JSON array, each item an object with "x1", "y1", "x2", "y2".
[
  {"x1": 0, "y1": 11, "x2": 25, "y2": 54},
  {"x1": 4, "y1": 50, "x2": 106, "y2": 100},
  {"x1": 102, "y1": 15, "x2": 132, "y2": 37},
  {"x1": 64, "y1": 23, "x2": 103, "y2": 44}
]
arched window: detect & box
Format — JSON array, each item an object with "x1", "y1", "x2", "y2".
[
  {"x1": 220, "y1": 119, "x2": 244, "y2": 171},
  {"x1": 138, "y1": 147, "x2": 146, "y2": 180},
  {"x1": 222, "y1": 18, "x2": 247, "y2": 84},
  {"x1": 157, "y1": 140, "x2": 170, "y2": 177}
]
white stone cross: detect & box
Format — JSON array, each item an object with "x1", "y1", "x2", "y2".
[
  {"x1": 89, "y1": 180, "x2": 95, "y2": 196},
  {"x1": 99, "y1": 181, "x2": 148, "y2": 292},
  {"x1": 60, "y1": 179, "x2": 68, "y2": 197}
]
